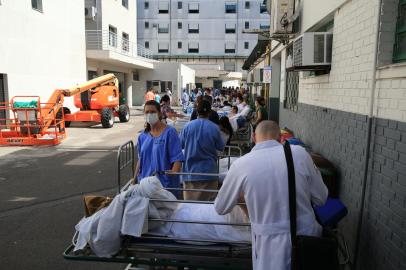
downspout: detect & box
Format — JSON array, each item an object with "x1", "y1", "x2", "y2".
[{"x1": 353, "y1": 0, "x2": 382, "y2": 267}]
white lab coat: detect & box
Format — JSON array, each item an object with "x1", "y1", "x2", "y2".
[{"x1": 214, "y1": 140, "x2": 328, "y2": 270}]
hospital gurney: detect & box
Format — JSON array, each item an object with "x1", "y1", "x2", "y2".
[{"x1": 63, "y1": 140, "x2": 252, "y2": 270}]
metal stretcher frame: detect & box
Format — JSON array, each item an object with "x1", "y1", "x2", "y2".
[{"x1": 63, "y1": 140, "x2": 253, "y2": 269}]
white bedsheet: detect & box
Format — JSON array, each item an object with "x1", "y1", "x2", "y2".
[
  {"x1": 73, "y1": 177, "x2": 250, "y2": 258},
  {"x1": 151, "y1": 203, "x2": 251, "y2": 243}
]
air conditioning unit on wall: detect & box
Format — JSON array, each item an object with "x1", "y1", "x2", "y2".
[
  {"x1": 270, "y1": 0, "x2": 295, "y2": 34},
  {"x1": 287, "y1": 32, "x2": 333, "y2": 71},
  {"x1": 85, "y1": 6, "x2": 97, "y2": 20}
]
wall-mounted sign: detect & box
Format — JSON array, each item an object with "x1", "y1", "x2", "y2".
[{"x1": 263, "y1": 66, "x2": 272, "y2": 83}]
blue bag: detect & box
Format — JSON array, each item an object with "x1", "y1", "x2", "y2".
[{"x1": 314, "y1": 198, "x2": 348, "y2": 227}]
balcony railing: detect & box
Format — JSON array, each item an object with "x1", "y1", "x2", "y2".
[{"x1": 85, "y1": 30, "x2": 153, "y2": 59}]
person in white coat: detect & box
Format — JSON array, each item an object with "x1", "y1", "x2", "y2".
[{"x1": 214, "y1": 120, "x2": 328, "y2": 270}]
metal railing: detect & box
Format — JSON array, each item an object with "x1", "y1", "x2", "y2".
[{"x1": 85, "y1": 30, "x2": 153, "y2": 59}]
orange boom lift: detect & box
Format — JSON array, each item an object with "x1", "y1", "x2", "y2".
[{"x1": 0, "y1": 74, "x2": 130, "y2": 146}]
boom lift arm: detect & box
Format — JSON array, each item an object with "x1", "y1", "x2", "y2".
[{"x1": 41, "y1": 74, "x2": 118, "y2": 130}]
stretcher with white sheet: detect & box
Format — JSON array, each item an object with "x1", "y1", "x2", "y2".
[{"x1": 63, "y1": 141, "x2": 252, "y2": 269}]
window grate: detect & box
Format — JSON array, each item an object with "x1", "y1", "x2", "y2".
[
  {"x1": 284, "y1": 71, "x2": 299, "y2": 112},
  {"x1": 394, "y1": 0, "x2": 406, "y2": 62}
]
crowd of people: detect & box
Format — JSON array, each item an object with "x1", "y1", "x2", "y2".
[{"x1": 138, "y1": 86, "x2": 327, "y2": 270}]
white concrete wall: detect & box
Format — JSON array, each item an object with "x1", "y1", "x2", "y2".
[
  {"x1": 273, "y1": 0, "x2": 379, "y2": 116},
  {"x1": 300, "y1": 0, "x2": 349, "y2": 32},
  {"x1": 0, "y1": 0, "x2": 87, "y2": 110},
  {"x1": 100, "y1": 0, "x2": 137, "y2": 52},
  {"x1": 274, "y1": 0, "x2": 406, "y2": 124},
  {"x1": 135, "y1": 62, "x2": 195, "y2": 105}
]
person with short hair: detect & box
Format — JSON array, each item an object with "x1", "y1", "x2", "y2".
[
  {"x1": 160, "y1": 95, "x2": 183, "y2": 120},
  {"x1": 214, "y1": 121, "x2": 328, "y2": 270},
  {"x1": 145, "y1": 88, "x2": 155, "y2": 102},
  {"x1": 180, "y1": 100, "x2": 225, "y2": 201}
]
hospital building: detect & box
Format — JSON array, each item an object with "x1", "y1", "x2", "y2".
[{"x1": 244, "y1": 0, "x2": 406, "y2": 269}]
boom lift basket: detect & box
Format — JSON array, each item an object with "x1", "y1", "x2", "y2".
[{"x1": 0, "y1": 96, "x2": 66, "y2": 146}]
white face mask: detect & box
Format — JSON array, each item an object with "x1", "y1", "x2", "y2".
[{"x1": 145, "y1": 113, "x2": 159, "y2": 125}]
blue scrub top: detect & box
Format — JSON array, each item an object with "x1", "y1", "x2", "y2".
[
  {"x1": 179, "y1": 118, "x2": 225, "y2": 182},
  {"x1": 137, "y1": 126, "x2": 184, "y2": 189}
]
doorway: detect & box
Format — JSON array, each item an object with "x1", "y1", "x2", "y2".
[{"x1": 0, "y1": 74, "x2": 8, "y2": 125}]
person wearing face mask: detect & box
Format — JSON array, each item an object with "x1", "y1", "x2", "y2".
[
  {"x1": 133, "y1": 100, "x2": 184, "y2": 197},
  {"x1": 180, "y1": 100, "x2": 225, "y2": 201}
]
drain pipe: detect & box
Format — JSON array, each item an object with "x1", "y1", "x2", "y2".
[{"x1": 353, "y1": 0, "x2": 382, "y2": 268}]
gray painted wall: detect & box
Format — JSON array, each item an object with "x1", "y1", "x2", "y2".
[{"x1": 279, "y1": 102, "x2": 406, "y2": 270}]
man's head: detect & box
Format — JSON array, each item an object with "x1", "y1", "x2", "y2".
[
  {"x1": 231, "y1": 106, "x2": 238, "y2": 114},
  {"x1": 253, "y1": 120, "x2": 281, "y2": 144},
  {"x1": 203, "y1": 95, "x2": 213, "y2": 106},
  {"x1": 197, "y1": 100, "x2": 211, "y2": 118}
]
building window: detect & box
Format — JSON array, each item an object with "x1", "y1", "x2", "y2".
[
  {"x1": 132, "y1": 70, "x2": 139, "y2": 81},
  {"x1": 188, "y1": 23, "x2": 199, "y2": 34},
  {"x1": 245, "y1": 21, "x2": 249, "y2": 29},
  {"x1": 145, "y1": 41, "x2": 150, "y2": 49},
  {"x1": 158, "y1": 43, "x2": 169, "y2": 53},
  {"x1": 284, "y1": 71, "x2": 299, "y2": 112},
  {"x1": 244, "y1": 42, "x2": 249, "y2": 49},
  {"x1": 178, "y1": 22, "x2": 182, "y2": 29},
  {"x1": 145, "y1": 21, "x2": 149, "y2": 28},
  {"x1": 188, "y1": 2, "x2": 199, "y2": 13},
  {"x1": 144, "y1": 1, "x2": 149, "y2": 9},
  {"x1": 260, "y1": 4, "x2": 267, "y2": 13},
  {"x1": 188, "y1": 42, "x2": 199, "y2": 53},
  {"x1": 225, "y1": 23, "x2": 236, "y2": 34},
  {"x1": 159, "y1": 1, "x2": 169, "y2": 13},
  {"x1": 224, "y1": 62, "x2": 236, "y2": 71},
  {"x1": 394, "y1": 0, "x2": 406, "y2": 63},
  {"x1": 178, "y1": 41, "x2": 182, "y2": 49},
  {"x1": 260, "y1": 24, "x2": 270, "y2": 30},
  {"x1": 122, "y1": 0, "x2": 128, "y2": 9},
  {"x1": 245, "y1": 1, "x2": 250, "y2": 9},
  {"x1": 109, "y1": 25, "x2": 117, "y2": 47},
  {"x1": 122, "y1": 32, "x2": 129, "y2": 52},
  {"x1": 178, "y1": 1, "x2": 182, "y2": 9},
  {"x1": 225, "y1": 42, "x2": 236, "y2": 53},
  {"x1": 158, "y1": 23, "x2": 169, "y2": 33},
  {"x1": 31, "y1": 0, "x2": 43, "y2": 12},
  {"x1": 225, "y1": 2, "x2": 237, "y2": 14}
]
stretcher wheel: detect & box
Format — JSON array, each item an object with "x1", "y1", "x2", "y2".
[
  {"x1": 101, "y1": 108, "x2": 114, "y2": 128},
  {"x1": 118, "y1": 105, "x2": 130, "y2": 123}
]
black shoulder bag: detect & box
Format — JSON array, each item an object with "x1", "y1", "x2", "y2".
[{"x1": 284, "y1": 141, "x2": 339, "y2": 270}]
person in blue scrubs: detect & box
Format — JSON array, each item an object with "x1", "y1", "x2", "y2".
[
  {"x1": 180, "y1": 100, "x2": 225, "y2": 201},
  {"x1": 133, "y1": 100, "x2": 184, "y2": 197}
]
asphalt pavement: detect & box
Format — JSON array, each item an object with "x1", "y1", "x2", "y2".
[{"x1": 0, "y1": 113, "x2": 145, "y2": 270}]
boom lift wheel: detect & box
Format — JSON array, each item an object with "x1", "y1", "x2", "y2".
[
  {"x1": 118, "y1": 105, "x2": 130, "y2": 123},
  {"x1": 101, "y1": 108, "x2": 114, "y2": 128},
  {"x1": 56, "y1": 107, "x2": 71, "y2": 128}
]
